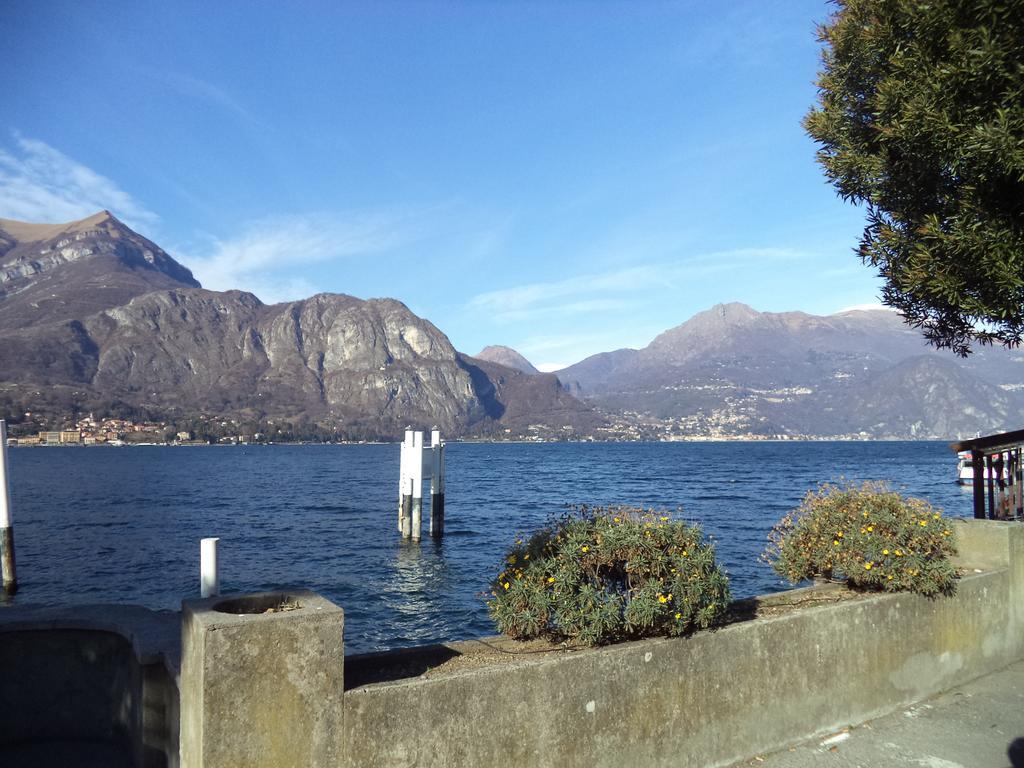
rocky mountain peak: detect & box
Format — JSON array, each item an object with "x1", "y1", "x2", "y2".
[
  {"x1": 644, "y1": 301, "x2": 764, "y2": 362},
  {"x1": 474, "y1": 345, "x2": 540, "y2": 374},
  {"x1": 0, "y1": 211, "x2": 200, "y2": 329}
]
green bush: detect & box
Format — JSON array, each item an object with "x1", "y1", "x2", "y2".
[
  {"x1": 487, "y1": 506, "x2": 731, "y2": 646},
  {"x1": 764, "y1": 482, "x2": 958, "y2": 596}
]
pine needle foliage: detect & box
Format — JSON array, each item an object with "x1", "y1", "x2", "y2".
[
  {"x1": 805, "y1": 0, "x2": 1024, "y2": 355},
  {"x1": 487, "y1": 506, "x2": 731, "y2": 646}
]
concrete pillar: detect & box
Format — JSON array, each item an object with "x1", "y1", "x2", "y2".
[{"x1": 180, "y1": 590, "x2": 344, "y2": 768}]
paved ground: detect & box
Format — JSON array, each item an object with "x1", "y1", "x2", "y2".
[{"x1": 732, "y1": 658, "x2": 1024, "y2": 768}]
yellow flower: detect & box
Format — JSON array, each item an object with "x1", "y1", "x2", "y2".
[
  {"x1": 675, "y1": 612, "x2": 682, "y2": 620},
  {"x1": 507, "y1": 555, "x2": 517, "y2": 565},
  {"x1": 864, "y1": 562, "x2": 873, "y2": 570},
  {"x1": 658, "y1": 594, "x2": 668, "y2": 603},
  {"x1": 524, "y1": 554, "x2": 530, "y2": 560},
  {"x1": 887, "y1": 574, "x2": 894, "y2": 581},
  {"x1": 882, "y1": 549, "x2": 889, "y2": 555},
  {"x1": 547, "y1": 576, "x2": 555, "y2": 583},
  {"x1": 866, "y1": 525, "x2": 874, "y2": 532},
  {"x1": 613, "y1": 517, "x2": 621, "y2": 523},
  {"x1": 667, "y1": 593, "x2": 673, "y2": 600},
  {"x1": 503, "y1": 582, "x2": 510, "y2": 590},
  {"x1": 833, "y1": 540, "x2": 840, "y2": 546},
  {"x1": 919, "y1": 520, "x2": 927, "y2": 527},
  {"x1": 682, "y1": 551, "x2": 688, "y2": 557},
  {"x1": 895, "y1": 549, "x2": 903, "y2": 556},
  {"x1": 581, "y1": 545, "x2": 589, "y2": 553},
  {"x1": 933, "y1": 513, "x2": 940, "y2": 520},
  {"x1": 837, "y1": 531, "x2": 844, "y2": 538},
  {"x1": 660, "y1": 516, "x2": 670, "y2": 522}
]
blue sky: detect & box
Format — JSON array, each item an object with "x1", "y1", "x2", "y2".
[{"x1": 0, "y1": 1, "x2": 883, "y2": 370}]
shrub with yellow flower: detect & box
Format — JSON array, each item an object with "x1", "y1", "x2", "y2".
[
  {"x1": 487, "y1": 505, "x2": 730, "y2": 645},
  {"x1": 763, "y1": 481, "x2": 958, "y2": 596}
]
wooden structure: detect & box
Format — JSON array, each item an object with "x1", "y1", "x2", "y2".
[{"x1": 951, "y1": 428, "x2": 1024, "y2": 520}]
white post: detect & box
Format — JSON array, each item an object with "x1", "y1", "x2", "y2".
[
  {"x1": 430, "y1": 428, "x2": 445, "y2": 538},
  {"x1": 0, "y1": 420, "x2": 15, "y2": 595},
  {"x1": 200, "y1": 537, "x2": 220, "y2": 598},
  {"x1": 398, "y1": 429, "x2": 413, "y2": 532},
  {"x1": 401, "y1": 477, "x2": 413, "y2": 538},
  {"x1": 411, "y1": 430, "x2": 423, "y2": 541}
]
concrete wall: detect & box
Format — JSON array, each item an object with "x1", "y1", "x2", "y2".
[
  {"x1": 341, "y1": 519, "x2": 1024, "y2": 768},
  {"x1": 2, "y1": 520, "x2": 1021, "y2": 768},
  {"x1": 0, "y1": 629, "x2": 137, "y2": 748},
  {"x1": 0, "y1": 606, "x2": 180, "y2": 768}
]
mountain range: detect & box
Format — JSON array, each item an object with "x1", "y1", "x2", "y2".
[
  {"x1": 0, "y1": 211, "x2": 1018, "y2": 440},
  {"x1": 555, "y1": 302, "x2": 1022, "y2": 439},
  {"x1": 0, "y1": 212, "x2": 598, "y2": 440}
]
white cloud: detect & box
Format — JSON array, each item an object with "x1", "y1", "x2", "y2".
[
  {"x1": 535, "y1": 362, "x2": 568, "y2": 373},
  {"x1": 470, "y1": 247, "x2": 803, "y2": 322},
  {"x1": 156, "y1": 71, "x2": 260, "y2": 128},
  {"x1": 836, "y1": 303, "x2": 893, "y2": 313},
  {"x1": 178, "y1": 209, "x2": 430, "y2": 305},
  {"x1": 0, "y1": 134, "x2": 158, "y2": 230}
]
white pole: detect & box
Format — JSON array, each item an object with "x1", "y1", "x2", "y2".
[
  {"x1": 411, "y1": 431, "x2": 423, "y2": 541},
  {"x1": 200, "y1": 537, "x2": 220, "y2": 598},
  {"x1": 430, "y1": 428, "x2": 444, "y2": 538},
  {"x1": 398, "y1": 429, "x2": 413, "y2": 532},
  {"x1": 401, "y1": 477, "x2": 413, "y2": 538},
  {"x1": 0, "y1": 421, "x2": 10, "y2": 530},
  {"x1": 0, "y1": 420, "x2": 15, "y2": 594}
]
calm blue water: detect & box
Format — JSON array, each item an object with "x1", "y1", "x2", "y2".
[{"x1": 3, "y1": 441, "x2": 970, "y2": 653}]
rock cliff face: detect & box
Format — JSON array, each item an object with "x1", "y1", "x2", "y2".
[
  {"x1": 79, "y1": 289, "x2": 501, "y2": 433},
  {"x1": 0, "y1": 213, "x2": 601, "y2": 438}
]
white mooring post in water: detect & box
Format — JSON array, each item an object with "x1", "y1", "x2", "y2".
[
  {"x1": 200, "y1": 537, "x2": 220, "y2": 598},
  {"x1": 410, "y1": 430, "x2": 424, "y2": 541},
  {"x1": 430, "y1": 427, "x2": 445, "y2": 538},
  {"x1": 0, "y1": 420, "x2": 16, "y2": 596},
  {"x1": 398, "y1": 429, "x2": 414, "y2": 533},
  {"x1": 398, "y1": 426, "x2": 446, "y2": 540}
]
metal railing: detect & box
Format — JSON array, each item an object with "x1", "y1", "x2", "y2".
[{"x1": 951, "y1": 428, "x2": 1024, "y2": 520}]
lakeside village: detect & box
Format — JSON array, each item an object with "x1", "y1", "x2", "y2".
[
  {"x1": 4, "y1": 410, "x2": 891, "y2": 447},
  {"x1": 6, "y1": 414, "x2": 210, "y2": 447}
]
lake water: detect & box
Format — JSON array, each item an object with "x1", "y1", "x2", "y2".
[{"x1": 3, "y1": 441, "x2": 970, "y2": 654}]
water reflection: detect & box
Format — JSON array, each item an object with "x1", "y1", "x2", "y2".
[{"x1": 382, "y1": 539, "x2": 457, "y2": 644}]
